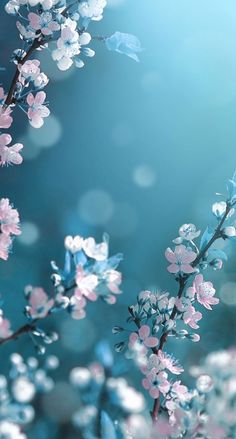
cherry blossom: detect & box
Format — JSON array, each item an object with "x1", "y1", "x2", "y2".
[
  {"x1": 0, "y1": 198, "x2": 21, "y2": 236},
  {"x1": 182, "y1": 305, "x2": 202, "y2": 329},
  {"x1": 64, "y1": 235, "x2": 84, "y2": 254},
  {"x1": 25, "y1": 286, "x2": 54, "y2": 319},
  {"x1": 28, "y1": 11, "x2": 60, "y2": 36},
  {"x1": 18, "y1": 60, "x2": 40, "y2": 85},
  {"x1": 0, "y1": 312, "x2": 12, "y2": 339},
  {"x1": 75, "y1": 266, "x2": 99, "y2": 301},
  {"x1": 83, "y1": 236, "x2": 108, "y2": 261},
  {"x1": 0, "y1": 134, "x2": 23, "y2": 166},
  {"x1": 178, "y1": 223, "x2": 201, "y2": 241},
  {"x1": 129, "y1": 325, "x2": 158, "y2": 353},
  {"x1": 165, "y1": 244, "x2": 197, "y2": 274},
  {"x1": 78, "y1": 0, "x2": 107, "y2": 22},
  {"x1": 26, "y1": 91, "x2": 50, "y2": 128},
  {"x1": 187, "y1": 274, "x2": 219, "y2": 310},
  {"x1": 69, "y1": 294, "x2": 87, "y2": 320},
  {"x1": 0, "y1": 106, "x2": 13, "y2": 129},
  {"x1": 0, "y1": 234, "x2": 11, "y2": 260},
  {"x1": 142, "y1": 352, "x2": 184, "y2": 376},
  {"x1": 142, "y1": 369, "x2": 170, "y2": 399},
  {"x1": 105, "y1": 269, "x2": 122, "y2": 295},
  {"x1": 52, "y1": 19, "x2": 81, "y2": 71}
]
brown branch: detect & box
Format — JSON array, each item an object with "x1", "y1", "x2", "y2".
[{"x1": 0, "y1": 322, "x2": 36, "y2": 346}]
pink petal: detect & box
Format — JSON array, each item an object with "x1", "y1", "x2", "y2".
[
  {"x1": 129, "y1": 332, "x2": 138, "y2": 344},
  {"x1": 139, "y1": 325, "x2": 150, "y2": 340},
  {"x1": 165, "y1": 248, "x2": 177, "y2": 263},
  {"x1": 27, "y1": 93, "x2": 35, "y2": 106},
  {"x1": 181, "y1": 250, "x2": 197, "y2": 264},
  {"x1": 167, "y1": 264, "x2": 179, "y2": 273},
  {"x1": 0, "y1": 134, "x2": 12, "y2": 146},
  {"x1": 142, "y1": 378, "x2": 150, "y2": 390},
  {"x1": 35, "y1": 91, "x2": 46, "y2": 105},
  {"x1": 145, "y1": 336, "x2": 159, "y2": 348},
  {"x1": 150, "y1": 387, "x2": 160, "y2": 399},
  {"x1": 181, "y1": 264, "x2": 195, "y2": 273}
]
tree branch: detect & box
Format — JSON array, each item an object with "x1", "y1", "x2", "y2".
[{"x1": 149, "y1": 201, "x2": 232, "y2": 422}]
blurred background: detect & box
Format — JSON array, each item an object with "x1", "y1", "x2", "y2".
[{"x1": 1, "y1": 0, "x2": 236, "y2": 436}]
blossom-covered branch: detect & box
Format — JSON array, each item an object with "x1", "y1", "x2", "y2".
[
  {"x1": 0, "y1": 233, "x2": 122, "y2": 352},
  {"x1": 0, "y1": 0, "x2": 142, "y2": 166},
  {"x1": 115, "y1": 174, "x2": 236, "y2": 425}
]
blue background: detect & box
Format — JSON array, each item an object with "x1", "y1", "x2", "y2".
[{"x1": 1, "y1": 0, "x2": 236, "y2": 435}]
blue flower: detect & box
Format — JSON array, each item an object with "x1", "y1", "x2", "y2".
[{"x1": 105, "y1": 32, "x2": 142, "y2": 62}]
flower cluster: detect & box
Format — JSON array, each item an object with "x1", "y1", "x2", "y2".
[
  {"x1": 115, "y1": 175, "x2": 236, "y2": 424},
  {"x1": 52, "y1": 233, "x2": 122, "y2": 320},
  {"x1": 149, "y1": 348, "x2": 236, "y2": 438},
  {"x1": 1, "y1": 0, "x2": 141, "y2": 171},
  {"x1": 0, "y1": 234, "x2": 122, "y2": 353},
  {"x1": 0, "y1": 198, "x2": 21, "y2": 260},
  {"x1": 69, "y1": 341, "x2": 145, "y2": 438},
  {"x1": 0, "y1": 353, "x2": 58, "y2": 439}
]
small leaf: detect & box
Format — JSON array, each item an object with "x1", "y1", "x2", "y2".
[
  {"x1": 208, "y1": 248, "x2": 228, "y2": 261},
  {"x1": 200, "y1": 227, "x2": 214, "y2": 250},
  {"x1": 100, "y1": 411, "x2": 117, "y2": 439}
]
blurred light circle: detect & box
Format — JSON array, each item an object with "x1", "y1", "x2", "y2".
[
  {"x1": 12, "y1": 377, "x2": 35, "y2": 403},
  {"x1": 140, "y1": 71, "x2": 161, "y2": 93},
  {"x1": 42, "y1": 382, "x2": 80, "y2": 422},
  {"x1": 20, "y1": 136, "x2": 41, "y2": 160},
  {"x1": 70, "y1": 367, "x2": 91, "y2": 388},
  {"x1": 78, "y1": 189, "x2": 114, "y2": 226},
  {"x1": 133, "y1": 165, "x2": 156, "y2": 188},
  {"x1": 196, "y1": 375, "x2": 213, "y2": 393},
  {"x1": 220, "y1": 282, "x2": 236, "y2": 305},
  {"x1": 18, "y1": 222, "x2": 39, "y2": 246},
  {"x1": 28, "y1": 115, "x2": 62, "y2": 148},
  {"x1": 106, "y1": 203, "x2": 138, "y2": 237},
  {"x1": 61, "y1": 317, "x2": 95, "y2": 353},
  {"x1": 111, "y1": 122, "x2": 134, "y2": 147}
]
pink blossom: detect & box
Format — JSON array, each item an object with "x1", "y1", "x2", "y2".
[
  {"x1": 142, "y1": 352, "x2": 183, "y2": 375},
  {"x1": 27, "y1": 91, "x2": 50, "y2": 128},
  {"x1": 75, "y1": 265, "x2": 98, "y2": 301},
  {"x1": 28, "y1": 12, "x2": 60, "y2": 36},
  {"x1": 129, "y1": 325, "x2": 158, "y2": 353},
  {"x1": 0, "y1": 134, "x2": 23, "y2": 166},
  {"x1": 26, "y1": 287, "x2": 54, "y2": 319},
  {"x1": 165, "y1": 244, "x2": 197, "y2": 274},
  {"x1": 187, "y1": 274, "x2": 219, "y2": 310},
  {"x1": 64, "y1": 235, "x2": 84, "y2": 253},
  {"x1": 83, "y1": 237, "x2": 108, "y2": 261},
  {"x1": 0, "y1": 87, "x2": 5, "y2": 103},
  {"x1": 70, "y1": 294, "x2": 86, "y2": 320},
  {"x1": 158, "y1": 351, "x2": 184, "y2": 375},
  {"x1": 142, "y1": 369, "x2": 170, "y2": 398},
  {"x1": 0, "y1": 313, "x2": 12, "y2": 339},
  {"x1": 0, "y1": 234, "x2": 11, "y2": 260},
  {"x1": 18, "y1": 59, "x2": 40, "y2": 84},
  {"x1": 0, "y1": 198, "x2": 21, "y2": 236},
  {"x1": 170, "y1": 380, "x2": 189, "y2": 401},
  {"x1": 0, "y1": 106, "x2": 13, "y2": 129},
  {"x1": 105, "y1": 269, "x2": 122, "y2": 294},
  {"x1": 183, "y1": 305, "x2": 202, "y2": 329}
]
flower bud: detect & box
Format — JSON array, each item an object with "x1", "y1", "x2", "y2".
[{"x1": 222, "y1": 226, "x2": 236, "y2": 238}]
